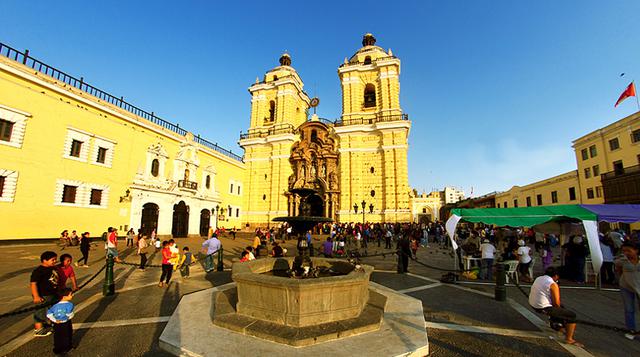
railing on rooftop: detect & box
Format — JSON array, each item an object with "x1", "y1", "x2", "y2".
[
  {"x1": 239, "y1": 123, "x2": 295, "y2": 140},
  {"x1": 334, "y1": 113, "x2": 409, "y2": 126},
  {"x1": 0, "y1": 41, "x2": 243, "y2": 162}
]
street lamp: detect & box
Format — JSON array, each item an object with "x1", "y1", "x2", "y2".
[
  {"x1": 353, "y1": 203, "x2": 358, "y2": 214},
  {"x1": 361, "y1": 200, "x2": 366, "y2": 224},
  {"x1": 215, "y1": 205, "x2": 220, "y2": 230}
]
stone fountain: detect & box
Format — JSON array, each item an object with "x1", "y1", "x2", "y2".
[{"x1": 158, "y1": 119, "x2": 428, "y2": 356}]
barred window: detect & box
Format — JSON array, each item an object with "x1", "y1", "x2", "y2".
[
  {"x1": 90, "y1": 189, "x2": 102, "y2": 205},
  {"x1": 0, "y1": 119, "x2": 13, "y2": 142},
  {"x1": 0, "y1": 176, "x2": 5, "y2": 197},
  {"x1": 70, "y1": 140, "x2": 83, "y2": 157},
  {"x1": 96, "y1": 147, "x2": 107, "y2": 163},
  {"x1": 62, "y1": 185, "x2": 77, "y2": 203},
  {"x1": 551, "y1": 191, "x2": 558, "y2": 203}
]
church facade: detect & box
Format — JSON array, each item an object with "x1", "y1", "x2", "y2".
[
  {"x1": 239, "y1": 34, "x2": 412, "y2": 228},
  {"x1": 0, "y1": 34, "x2": 413, "y2": 240}
]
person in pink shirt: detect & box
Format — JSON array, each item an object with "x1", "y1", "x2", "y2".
[{"x1": 56, "y1": 254, "x2": 78, "y2": 292}]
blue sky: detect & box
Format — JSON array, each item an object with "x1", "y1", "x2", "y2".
[{"x1": 3, "y1": 1, "x2": 639, "y2": 197}]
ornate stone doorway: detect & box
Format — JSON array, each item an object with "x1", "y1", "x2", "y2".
[
  {"x1": 287, "y1": 121, "x2": 340, "y2": 220},
  {"x1": 172, "y1": 201, "x2": 189, "y2": 237},
  {"x1": 140, "y1": 202, "x2": 159, "y2": 236}
]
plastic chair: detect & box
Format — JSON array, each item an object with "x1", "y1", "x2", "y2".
[{"x1": 505, "y1": 260, "x2": 519, "y2": 284}]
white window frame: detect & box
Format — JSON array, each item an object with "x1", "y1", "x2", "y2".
[
  {"x1": 91, "y1": 136, "x2": 116, "y2": 168},
  {"x1": 63, "y1": 128, "x2": 91, "y2": 162},
  {"x1": 0, "y1": 104, "x2": 30, "y2": 149},
  {"x1": 54, "y1": 179, "x2": 109, "y2": 208},
  {"x1": 0, "y1": 169, "x2": 19, "y2": 202}
]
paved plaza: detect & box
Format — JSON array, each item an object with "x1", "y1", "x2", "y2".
[{"x1": 0, "y1": 233, "x2": 638, "y2": 356}]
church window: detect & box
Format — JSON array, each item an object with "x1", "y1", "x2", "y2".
[
  {"x1": 0, "y1": 119, "x2": 13, "y2": 141},
  {"x1": 370, "y1": 166, "x2": 374, "y2": 174},
  {"x1": 184, "y1": 169, "x2": 190, "y2": 181},
  {"x1": 206, "y1": 175, "x2": 211, "y2": 189},
  {"x1": 364, "y1": 84, "x2": 376, "y2": 108},
  {"x1": 70, "y1": 140, "x2": 83, "y2": 157},
  {"x1": 311, "y1": 130, "x2": 318, "y2": 142},
  {"x1": 422, "y1": 208, "x2": 427, "y2": 214},
  {"x1": 363, "y1": 56, "x2": 372, "y2": 65},
  {"x1": 269, "y1": 101, "x2": 276, "y2": 122},
  {"x1": 371, "y1": 189, "x2": 375, "y2": 197},
  {"x1": 151, "y1": 159, "x2": 159, "y2": 177},
  {"x1": 273, "y1": 75, "x2": 278, "y2": 81},
  {"x1": 263, "y1": 194, "x2": 266, "y2": 200}
]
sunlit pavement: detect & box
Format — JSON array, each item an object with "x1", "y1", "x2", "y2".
[{"x1": 0, "y1": 234, "x2": 638, "y2": 356}]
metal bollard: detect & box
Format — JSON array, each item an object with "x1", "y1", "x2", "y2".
[
  {"x1": 216, "y1": 248, "x2": 224, "y2": 272},
  {"x1": 103, "y1": 254, "x2": 115, "y2": 296},
  {"x1": 494, "y1": 258, "x2": 506, "y2": 301}
]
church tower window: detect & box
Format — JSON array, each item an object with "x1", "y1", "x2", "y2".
[
  {"x1": 364, "y1": 84, "x2": 376, "y2": 108},
  {"x1": 269, "y1": 100, "x2": 276, "y2": 122},
  {"x1": 363, "y1": 56, "x2": 371, "y2": 65}
]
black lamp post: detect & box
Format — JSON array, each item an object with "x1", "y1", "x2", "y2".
[
  {"x1": 361, "y1": 200, "x2": 366, "y2": 224},
  {"x1": 215, "y1": 205, "x2": 220, "y2": 230}
]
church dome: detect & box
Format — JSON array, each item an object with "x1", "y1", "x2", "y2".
[{"x1": 279, "y1": 53, "x2": 292, "y2": 66}]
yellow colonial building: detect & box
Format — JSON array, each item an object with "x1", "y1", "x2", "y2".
[
  {"x1": 572, "y1": 111, "x2": 640, "y2": 204},
  {"x1": 0, "y1": 34, "x2": 415, "y2": 240},
  {"x1": 0, "y1": 43, "x2": 245, "y2": 240},
  {"x1": 493, "y1": 111, "x2": 640, "y2": 208},
  {"x1": 495, "y1": 171, "x2": 581, "y2": 208},
  {"x1": 240, "y1": 34, "x2": 412, "y2": 227}
]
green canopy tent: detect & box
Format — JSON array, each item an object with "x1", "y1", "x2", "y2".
[{"x1": 445, "y1": 205, "x2": 602, "y2": 272}]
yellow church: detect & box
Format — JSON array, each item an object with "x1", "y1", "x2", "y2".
[{"x1": 0, "y1": 34, "x2": 412, "y2": 240}]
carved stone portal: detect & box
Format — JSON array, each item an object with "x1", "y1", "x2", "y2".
[{"x1": 287, "y1": 122, "x2": 339, "y2": 220}]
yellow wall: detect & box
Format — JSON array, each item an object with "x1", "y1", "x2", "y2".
[
  {"x1": 495, "y1": 171, "x2": 580, "y2": 208},
  {"x1": 572, "y1": 111, "x2": 640, "y2": 203},
  {"x1": 0, "y1": 56, "x2": 245, "y2": 239}
]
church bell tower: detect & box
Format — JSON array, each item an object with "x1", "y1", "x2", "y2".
[{"x1": 239, "y1": 54, "x2": 311, "y2": 227}]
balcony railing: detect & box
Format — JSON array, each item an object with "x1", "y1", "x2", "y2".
[
  {"x1": 335, "y1": 113, "x2": 409, "y2": 126},
  {"x1": 0, "y1": 41, "x2": 243, "y2": 162},
  {"x1": 602, "y1": 164, "x2": 640, "y2": 204},
  {"x1": 239, "y1": 123, "x2": 295, "y2": 140},
  {"x1": 601, "y1": 164, "x2": 640, "y2": 180},
  {"x1": 178, "y1": 180, "x2": 198, "y2": 190}
]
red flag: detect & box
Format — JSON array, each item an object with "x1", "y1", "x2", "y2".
[{"x1": 615, "y1": 82, "x2": 636, "y2": 107}]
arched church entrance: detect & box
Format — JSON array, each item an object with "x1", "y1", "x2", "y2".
[
  {"x1": 199, "y1": 209, "x2": 211, "y2": 237},
  {"x1": 140, "y1": 203, "x2": 159, "y2": 236},
  {"x1": 172, "y1": 201, "x2": 189, "y2": 238},
  {"x1": 306, "y1": 194, "x2": 325, "y2": 217}
]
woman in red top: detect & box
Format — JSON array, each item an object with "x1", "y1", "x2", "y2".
[{"x1": 159, "y1": 241, "x2": 173, "y2": 287}]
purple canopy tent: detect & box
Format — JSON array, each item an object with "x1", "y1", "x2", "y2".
[{"x1": 580, "y1": 204, "x2": 640, "y2": 224}]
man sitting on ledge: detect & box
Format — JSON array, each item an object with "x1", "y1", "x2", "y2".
[{"x1": 529, "y1": 266, "x2": 583, "y2": 347}]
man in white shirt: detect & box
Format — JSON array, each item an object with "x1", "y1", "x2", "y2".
[
  {"x1": 529, "y1": 267, "x2": 582, "y2": 347},
  {"x1": 480, "y1": 239, "x2": 496, "y2": 280}
]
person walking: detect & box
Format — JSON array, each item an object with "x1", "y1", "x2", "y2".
[
  {"x1": 56, "y1": 254, "x2": 78, "y2": 292},
  {"x1": 201, "y1": 235, "x2": 221, "y2": 273},
  {"x1": 516, "y1": 240, "x2": 533, "y2": 283},
  {"x1": 137, "y1": 235, "x2": 149, "y2": 270},
  {"x1": 106, "y1": 227, "x2": 121, "y2": 262},
  {"x1": 126, "y1": 228, "x2": 135, "y2": 248},
  {"x1": 600, "y1": 234, "x2": 616, "y2": 285},
  {"x1": 615, "y1": 241, "x2": 640, "y2": 340},
  {"x1": 529, "y1": 267, "x2": 583, "y2": 347},
  {"x1": 397, "y1": 234, "x2": 411, "y2": 273},
  {"x1": 46, "y1": 288, "x2": 74, "y2": 355},
  {"x1": 30, "y1": 251, "x2": 59, "y2": 337},
  {"x1": 159, "y1": 241, "x2": 173, "y2": 287},
  {"x1": 76, "y1": 232, "x2": 91, "y2": 267},
  {"x1": 480, "y1": 239, "x2": 496, "y2": 280},
  {"x1": 179, "y1": 247, "x2": 194, "y2": 278}
]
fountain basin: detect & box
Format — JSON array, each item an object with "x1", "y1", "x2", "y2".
[{"x1": 232, "y1": 257, "x2": 373, "y2": 327}]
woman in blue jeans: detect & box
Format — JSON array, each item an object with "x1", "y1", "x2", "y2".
[{"x1": 616, "y1": 241, "x2": 640, "y2": 340}]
